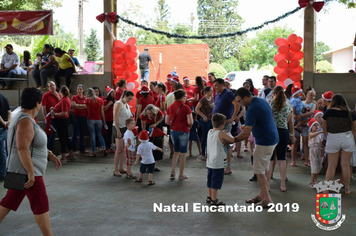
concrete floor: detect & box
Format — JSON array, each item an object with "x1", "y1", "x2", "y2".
[{"x1": 1, "y1": 145, "x2": 356, "y2": 236}]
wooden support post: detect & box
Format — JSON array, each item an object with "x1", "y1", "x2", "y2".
[
  {"x1": 103, "y1": 0, "x2": 116, "y2": 85},
  {"x1": 303, "y1": 5, "x2": 316, "y2": 88}
]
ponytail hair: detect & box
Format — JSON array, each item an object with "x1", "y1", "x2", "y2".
[
  {"x1": 54, "y1": 47, "x2": 67, "y2": 55},
  {"x1": 123, "y1": 90, "x2": 134, "y2": 98},
  {"x1": 273, "y1": 86, "x2": 286, "y2": 112}
]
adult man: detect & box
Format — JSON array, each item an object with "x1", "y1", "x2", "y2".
[
  {"x1": 0, "y1": 93, "x2": 11, "y2": 181},
  {"x1": 68, "y1": 49, "x2": 84, "y2": 71},
  {"x1": 138, "y1": 47, "x2": 156, "y2": 81},
  {"x1": 165, "y1": 74, "x2": 173, "y2": 94},
  {"x1": 0, "y1": 44, "x2": 20, "y2": 90},
  {"x1": 42, "y1": 81, "x2": 61, "y2": 151},
  {"x1": 260, "y1": 76, "x2": 276, "y2": 103},
  {"x1": 234, "y1": 87, "x2": 279, "y2": 208},
  {"x1": 213, "y1": 78, "x2": 240, "y2": 174},
  {"x1": 183, "y1": 76, "x2": 195, "y2": 108},
  {"x1": 258, "y1": 75, "x2": 269, "y2": 98}
]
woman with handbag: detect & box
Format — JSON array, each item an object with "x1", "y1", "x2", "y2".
[
  {"x1": 50, "y1": 86, "x2": 74, "y2": 162},
  {"x1": 166, "y1": 89, "x2": 193, "y2": 181},
  {"x1": 0, "y1": 87, "x2": 61, "y2": 236}
]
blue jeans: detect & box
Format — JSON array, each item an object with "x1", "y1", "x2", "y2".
[
  {"x1": 0, "y1": 128, "x2": 7, "y2": 178},
  {"x1": 87, "y1": 119, "x2": 106, "y2": 152},
  {"x1": 32, "y1": 67, "x2": 55, "y2": 87},
  {"x1": 170, "y1": 130, "x2": 189, "y2": 153},
  {"x1": 47, "y1": 119, "x2": 57, "y2": 151},
  {"x1": 71, "y1": 116, "x2": 87, "y2": 152},
  {"x1": 0, "y1": 68, "x2": 17, "y2": 87},
  {"x1": 140, "y1": 68, "x2": 149, "y2": 81},
  {"x1": 200, "y1": 118, "x2": 212, "y2": 156}
]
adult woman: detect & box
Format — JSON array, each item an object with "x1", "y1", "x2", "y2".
[
  {"x1": 115, "y1": 79, "x2": 126, "y2": 101},
  {"x1": 113, "y1": 91, "x2": 134, "y2": 176},
  {"x1": 150, "y1": 81, "x2": 158, "y2": 103},
  {"x1": 136, "y1": 85, "x2": 154, "y2": 130},
  {"x1": 54, "y1": 48, "x2": 76, "y2": 89},
  {"x1": 18, "y1": 50, "x2": 32, "y2": 75},
  {"x1": 104, "y1": 86, "x2": 115, "y2": 152},
  {"x1": 32, "y1": 44, "x2": 56, "y2": 90},
  {"x1": 86, "y1": 88, "x2": 106, "y2": 157},
  {"x1": 246, "y1": 78, "x2": 258, "y2": 96},
  {"x1": 166, "y1": 89, "x2": 193, "y2": 180},
  {"x1": 0, "y1": 87, "x2": 61, "y2": 235},
  {"x1": 71, "y1": 84, "x2": 88, "y2": 154},
  {"x1": 51, "y1": 86, "x2": 74, "y2": 162},
  {"x1": 323, "y1": 94, "x2": 356, "y2": 194},
  {"x1": 195, "y1": 86, "x2": 214, "y2": 161},
  {"x1": 267, "y1": 86, "x2": 294, "y2": 192},
  {"x1": 155, "y1": 82, "x2": 167, "y2": 113},
  {"x1": 188, "y1": 76, "x2": 205, "y2": 109},
  {"x1": 93, "y1": 86, "x2": 106, "y2": 100}
]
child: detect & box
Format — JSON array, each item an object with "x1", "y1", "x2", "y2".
[
  {"x1": 123, "y1": 118, "x2": 137, "y2": 179},
  {"x1": 206, "y1": 113, "x2": 235, "y2": 206},
  {"x1": 133, "y1": 130, "x2": 163, "y2": 185},
  {"x1": 189, "y1": 112, "x2": 202, "y2": 157},
  {"x1": 308, "y1": 118, "x2": 323, "y2": 188}
]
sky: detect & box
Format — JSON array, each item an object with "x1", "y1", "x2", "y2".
[{"x1": 53, "y1": 0, "x2": 356, "y2": 53}]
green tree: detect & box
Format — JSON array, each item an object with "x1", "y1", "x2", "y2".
[
  {"x1": 238, "y1": 26, "x2": 295, "y2": 71},
  {"x1": 0, "y1": 0, "x2": 61, "y2": 10},
  {"x1": 316, "y1": 60, "x2": 335, "y2": 73},
  {"x1": 209, "y1": 63, "x2": 227, "y2": 78},
  {"x1": 222, "y1": 57, "x2": 240, "y2": 72},
  {"x1": 316, "y1": 41, "x2": 331, "y2": 62},
  {"x1": 84, "y1": 29, "x2": 101, "y2": 61},
  {"x1": 155, "y1": 0, "x2": 170, "y2": 30},
  {"x1": 338, "y1": 0, "x2": 356, "y2": 8},
  {"x1": 197, "y1": 0, "x2": 244, "y2": 64}
]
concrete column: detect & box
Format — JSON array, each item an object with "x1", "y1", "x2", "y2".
[
  {"x1": 103, "y1": 0, "x2": 116, "y2": 84},
  {"x1": 303, "y1": 5, "x2": 316, "y2": 88}
]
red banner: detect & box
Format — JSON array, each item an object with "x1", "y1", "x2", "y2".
[{"x1": 0, "y1": 10, "x2": 53, "y2": 35}]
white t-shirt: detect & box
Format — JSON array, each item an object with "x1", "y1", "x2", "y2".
[
  {"x1": 137, "y1": 140, "x2": 157, "y2": 164},
  {"x1": 206, "y1": 130, "x2": 226, "y2": 169},
  {"x1": 123, "y1": 130, "x2": 136, "y2": 152},
  {"x1": 1, "y1": 52, "x2": 20, "y2": 73}
]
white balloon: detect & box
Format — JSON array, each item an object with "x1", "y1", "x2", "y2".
[
  {"x1": 127, "y1": 82, "x2": 135, "y2": 90},
  {"x1": 284, "y1": 78, "x2": 293, "y2": 87}
]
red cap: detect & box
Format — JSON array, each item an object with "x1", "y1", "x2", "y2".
[
  {"x1": 292, "y1": 85, "x2": 302, "y2": 97},
  {"x1": 150, "y1": 127, "x2": 166, "y2": 138},
  {"x1": 140, "y1": 85, "x2": 150, "y2": 93},
  {"x1": 139, "y1": 130, "x2": 149, "y2": 141},
  {"x1": 322, "y1": 91, "x2": 333, "y2": 101},
  {"x1": 105, "y1": 86, "x2": 114, "y2": 96}
]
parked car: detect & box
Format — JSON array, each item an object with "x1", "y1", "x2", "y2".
[{"x1": 223, "y1": 70, "x2": 271, "y2": 90}]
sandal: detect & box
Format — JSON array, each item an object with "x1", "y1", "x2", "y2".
[
  {"x1": 245, "y1": 195, "x2": 261, "y2": 204},
  {"x1": 170, "y1": 172, "x2": 175, "y2": 180},
  {"x1": 201, "y1": 156, "x2": 207, "y2": 161},
  {"x1": 178, "y1": 175, "x2": 188, "y2": 181},
  {"x1": 206, "y1": 196, "x2": 212, "y2": 204},
  {"x1": 256, "y1": 200, "x2": 272, "y2": 209},
  {"x1": 243, "y1": 147, "x2": 248, "y2": 152},
  {"x1": 290, "y1": 161, "x2": 297, "y2": 167},
  {"x1": 126, "y1": 174, "x2": 136, "y2": 179},
  {"x1": 211, "y1": 199, "x2": 226, "y2": 206},
  {"x1": 113, "y1": 172, "x2": 122, "y2": 177},
  {"x1": 119, "y1": 170, "x2": 127, "y2": 174},
  {"x1": 134, "y1": 178, "x2": 143, "y2": 183},
  {"x1": 148, "y1": 181, "x2": 155, "y2": 185}
]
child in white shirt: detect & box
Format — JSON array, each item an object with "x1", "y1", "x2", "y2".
[{"x1": 123, "y1": 118, "x2": 137, "y2": 179}]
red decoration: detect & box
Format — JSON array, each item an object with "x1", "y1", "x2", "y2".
[
  {"x1": 278, "y1": 45, "x2": 289, "y2": 54},
  {"x1": 274, "y1": 66, "x2": 284, "y2": 74},
  {"x1": 277, "y1": 60, "x2": 288, "y2": 68},
  {"x1": 285, "y1": 52, "x2": 295, "y2": 61},
  {"x1": 275, "y1": 38, "x2": 289, "y2": 46},
  {"x1": 284, "y1": 67, "x2": 294, "y2": 76},
  {"x1": 277, "y1": 73, "x2": 287, "y2": 82},
  {"x1": 96, "y1": 12, "x2": 117, "y2": 23},
  {"x1": 274, "y1": 53, "x2": 285, "y2": 62},
  {"x1": 290, "y1": 73, "x2": 302, "y2": 82},
  {"x1": 287, "y1": 34, "x2": 298, "y2": 44},
  {"x1": 289, "y1": 60, "x2": 300, "y2": 69},
  {"x1": 294, "y1": 51, "x2": 304, "y2": 60},
  {"x1": 298, "y1": 0, "x2": 325, "y2": 13},
  {"x1": 290, "y1": 43, "x2": 302, "y2": 52}
]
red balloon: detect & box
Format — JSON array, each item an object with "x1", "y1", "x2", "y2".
[
  {"x1": 129, "y1": 51, "x2": 137, "y2": 58},
  {"x1": 123, "y1": 70, "x2": 131, "y2": 80},
  {"x1": 120, "y1": 63, "x2": 128, "y2": 70},
  {"x1": 284, "y1": 67, "x2": 294, "y2": 76},
  {"x1": 287, "y1": 34, "x2": 298, "y2": 44},
  {"x1": 132, "y1": 88, "x2": 139, "y2": 95},
  {"x1": 277, "y1": 73, "x2": 287, "y2": 82},
  {"x1": 121, "y1": 51, "x2": 128, "y2": 59},
  {"x1": 126, "y1": 37, "x2": 137, "y2": 46},
  {"x1": 113, "y1": 78, "x2": 120, "y2": 86},
  {"x1": 278, "y1": 45, "x2": 289, "y2": 54},
  {"x1": 290, "y1": 73, "x2": 302, "y2": 82},
  {"x1": 133, "y1": 80, "x2": 139, "y2": 89},
  {"x1": 274, "y1": 53, "x2": 285, "y2": 62},
  {"x1": 126, "y1": 73, "x2": 138, "y2": 82},
  {"x1": 124, "y1": 44, "x2": 132, "y2": 52},
  {"x1": 285, "y1": 52, "x2": 295, "y2": 61},
  {"x1": 296, "y1": 36, "x2": 303, "y2": 44},
  {"x1": 294, "y1": 66, "x2": 303, "y2": 73},
  {"x1": 294, "y1": 81, "x2": 302, "y2": 88},
  {"x1": 128, "y1": 64, "x2": 137, "y2": 72},
  {"x1": 114, "y1": 57, "x2": 124, "y2": 65},
  {"x1": 275, "y1": 37, "x2": 289, "y2": 46},
  {"x1": 290, "y1": 43, "x2": 302, "y2": 52},
  {"x1": 126, "y1": 58, "x2": 135, "y2": 65},
  {"x1": 131, "y1": 45, "x2": 137, "y2": 52},
  {"x1": 276, "y1": 80, "x2": 285, "y2": 88},
  {"x1": 114, "y1": 40, "x2": 125, "y2": 47},
  {"x1": 289, "y1": 60, "x2": 300, "y2": 69},
  {"x1": 113, "y1": 46, "x2": 124, "y2": 54},
  {"x1": 294, "y1": 51, "x2": 304, "y2": 60},
  {"x1": 274, "y1": 66, "x2": 284, "y2": 74},
  {"x1": 277, "y1": 60, "x2": 288, "y2": 68},
  {"x1": 114, "y1": 68, "x2": 124, "y2": 77}
]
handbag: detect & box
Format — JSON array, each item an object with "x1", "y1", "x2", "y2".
[
  {"x1": 69, "y1": 110, "x2": 76, "y2": 124},
  {"x1": 4, "y1": 116, "x2": 34, "y2": 190}
]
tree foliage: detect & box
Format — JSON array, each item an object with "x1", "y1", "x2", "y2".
[
  {"x1": 197, "y1": 0, "x2": 244, "y2": 64},
  {"x1": 222, "y1": 57, "x2": 240, "y2": 72},
  {"x1": 209, "y1": 63, "x2": 227, "y2": 78},
  {"x1": 338, "y1": 0, "x2": 356, "y2": 8},
  {"x1": 315, "y1": 41, "x2": 331, "y2": 63},
  {"x1": 238, "y1": 26, "x2": 295, "y2": 71},
  {"x1": 84, "y1": 28, "x2": 101, "y2": 61},
  {"x1": 316, "y1": 60, "x2": 335, "y2": 73},
  {"x1": 0, "y1": 0, "x2": 61, "y2": 10}
]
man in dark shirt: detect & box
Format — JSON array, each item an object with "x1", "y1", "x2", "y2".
[
  {"x1": 0, "y1": 92, "x2": 11, "y2": 181},
  {"x1": 138, "y1": 47, "x2": 155, "y2": 82}
]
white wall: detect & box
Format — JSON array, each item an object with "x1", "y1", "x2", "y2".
[{"x1": 331, "y1": 47, "x2": 354, "y2": 73}]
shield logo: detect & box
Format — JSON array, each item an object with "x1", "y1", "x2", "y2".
[{"x1": 315, "y1": 193, "x2": 342, "y2": 225}]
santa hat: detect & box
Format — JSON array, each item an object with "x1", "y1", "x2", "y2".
[
  {"x1": 172, "y1": 76, "x2": 179, "y2": 84},
  {"x1": 140, "y1": 85, "x2": 150, "y2": 93},
  {"x1": 132, "y1": 127, "x2": 138, "y2": 137},
  {"x1": 314, "y1": 110, "x2": 323, "y2": 118},
  {"x1": 202, "y1": 76, "x2": 207, "y2": 82},
  {"x1": 139, "y1": 130, "x2": 149, "y2": 142},
  {"x1": 105, "y1": 86, "x2": 114, "y2": 96},
  {"x1": 322, "y1": 91, "x2": 333, "y2": 101},
  {"x1": 292, "y1": 85, "x2": 303, "y2": 97},
  {"x1": 167, "y1": 74, "x2": 173, "y2": 80},
  {"x1": 225, "y1": 78, "x2": 231, "y2": 84},
  {"x1": 149, "y1": 127, "x2": 167, "y2": 138},
  {"x1": 183, "y1": 76, "x2": 190, "y2": 81},
  {"x1": 308, "y1": 118, "x2": 319, "y2": 131}
]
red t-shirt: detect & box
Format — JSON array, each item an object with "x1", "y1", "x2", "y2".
[
  {"x1": 152, "y1": 91, "x2": 159, "y2": 103},
  {"x1": 165, "y1": 81, "x2": 172, "y2": 94},
  {"x1": 136, "y1": 90, "x2": 154, "y2": 100},
  {"x1": 71, "y1": 95, "x2": 87, "y2": 117},
  {"x1": 184, "y1": 85, "x2": 195, "y2": 107},
  {"x1": 104, "y1": 99, "x2": 114, "y2": 121},
  {"x1": 167, "y1": 100, "x2": 192, "y2": 133},
  {"x1": 54, "y1": 97, "x2": 71, "y2": 119},
  {"x1": 253, "y1": 88, "x2": 259, "y2": 96},
  {"x1": 206, "y1": 81, "x2": 216, "y2": 98},
  {"x1": 155, "y1": 94, "x2": 166, "y2": 109},
  {"x1": 86, "y1": 97, "x2": 103, "y2": 120},
  {"x1": 140, "y1": 110, "x2": 163, "y2": 124},
  {"x1": 139, "y1": 96, "x2": 154, "y2": 112},
  {"x1": 115, "y1": 87, "x2": 125, "y2": 101},
  {"x1": 42, "y1": 91, "x2": 61, "y2": 114},
  {"x1": 193, "y1": 87, "x2": 202, "y2": 108}
]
